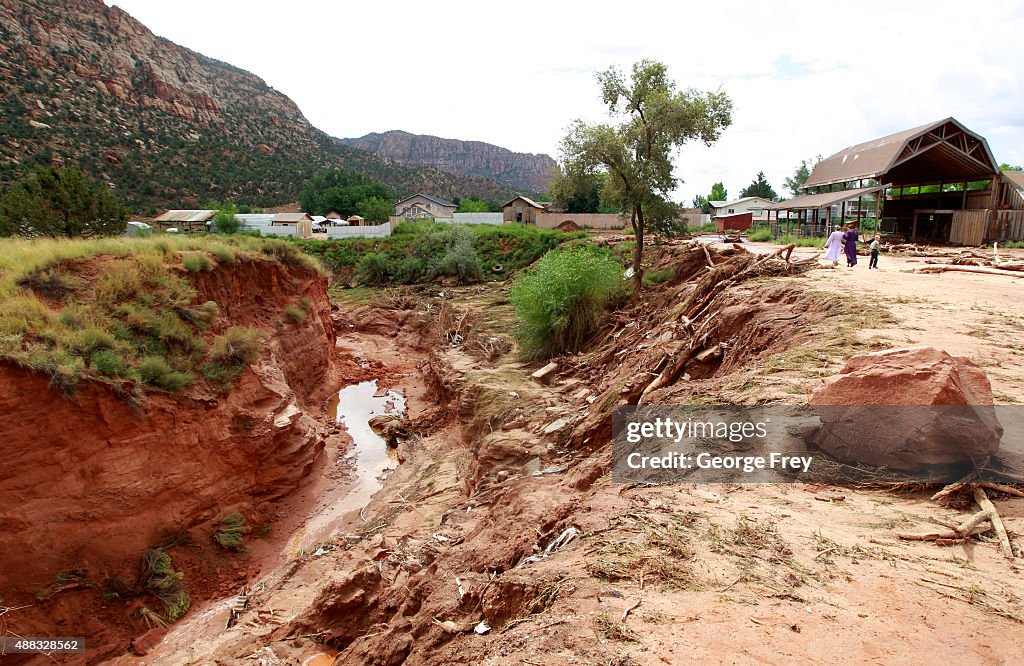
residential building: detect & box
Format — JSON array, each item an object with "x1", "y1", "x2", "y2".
[{"x1": 394, "y1": 194, "x2": 457, "y2": 220}]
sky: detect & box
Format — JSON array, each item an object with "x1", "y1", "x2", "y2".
[{"x1": 109, "y1": 0, "x2": 1024, "y2": 203}]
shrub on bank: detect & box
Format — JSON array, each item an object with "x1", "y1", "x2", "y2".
[
  {"x1": 509, "y1": 247, "x2": 626, "y2": 359},
  {"x1": 295, "y1": 222, "x2": 585, "y2": 285}
]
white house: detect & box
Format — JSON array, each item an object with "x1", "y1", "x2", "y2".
[{"x1": 709, "y1": 196, "x2": 774, "y2": 221}]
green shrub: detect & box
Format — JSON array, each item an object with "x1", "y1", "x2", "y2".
[
  {"x1": 70, "y1": 327, "x2": 116, "y2": 355},
  {"x1": 747, "y1": 228, "x2": 772, "y2": 242},
  {"x1": 173, "y1": 301, "x2": 219, "y2": 329},
  {"x1": 283, "y1": 304, "x2": 306, "y2": 324},
  {"x1": 212, "y1": 208, "x2": 240, "y2": 234},
  {"x1": 395, "y1": 256, "x2": 426, "y2": 284},
  {"x1": 509, "y1": 247, "x2": 626, "y2": 359},
  {"x1": 91, "y1": 348, "x2": 128, "y2": 376},
  {"x1": 138, "y1": 355, "x2": 193, "y2": 391},
  {"x1": 356, "y1": 251, "x2": 389, "y2": 284},
  {"x1": 214, "y1": 513, "x2": 250, "y2": 552},
  {"x1": 181, "y1": 252, "x2": 213, "y2": 272},
  {"x1": 139, "y1": 548, "x2": 189, "y2": 622},
  {"x1": 211, "y1": 246, "x2": 236, "y2": 264},
  {"x1": 430, "y1": 227, "x2": 483, "y2": 283},
  {"x1": 205, "y1": 326, "x2": 263, "y2": 383},
  {"x1": 643, "y1": 267, "x2": 676, "y2": 285}
]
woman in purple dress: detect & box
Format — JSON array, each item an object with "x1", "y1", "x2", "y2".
[{"x1": 841, "y1": 225, "x2": 860, "y2": 267}]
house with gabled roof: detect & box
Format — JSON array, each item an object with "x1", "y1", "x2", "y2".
[
  {"x1": 394, "y1": 193, "x2": 456, "y2": 220},
  {"x1": 709, "y1": 196, "x2": 774, "y2": 221}
]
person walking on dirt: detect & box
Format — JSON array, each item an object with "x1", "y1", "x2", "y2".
[
  {"x1": 824, "y1": 226, "x2": 844, "y2": 266},
  {"x1": 868, "y1": 235, "x2": 880, "y2": 269},
  {"x1": 842, "y1": 224, "x2": 860, "y2": 267}
]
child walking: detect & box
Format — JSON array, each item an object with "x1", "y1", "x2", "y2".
[{"x1": 868, "y1": 235, "x2": 880, "y2": 269}]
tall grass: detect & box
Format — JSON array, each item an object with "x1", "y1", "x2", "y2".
[
  {"x1": 0, "y1": 235, "x2": 321, "y2": 397},
  {"x1": 509, "y1": 247, "x2": 626, "y2": 359}
]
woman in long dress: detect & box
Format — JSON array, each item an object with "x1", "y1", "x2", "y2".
[
  {"x1": 842, "y1": 225, "x2": 860, "y2": 267},
  {"x1": 824, "y1": 227, "x2": 844, "y2": 266}
]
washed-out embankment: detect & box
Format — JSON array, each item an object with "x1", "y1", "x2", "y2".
[{"x1": 0, "y1": 254, "x2": 339, "y2": 663}]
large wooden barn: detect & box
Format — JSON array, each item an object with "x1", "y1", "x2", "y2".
[{"x1": 766, "y1": 118, "x2": 1024, "y2": 244}]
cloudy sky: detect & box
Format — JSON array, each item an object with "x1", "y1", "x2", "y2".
[{"x1": 110, "y1": 0, "x2": 1024, "y2": 202}]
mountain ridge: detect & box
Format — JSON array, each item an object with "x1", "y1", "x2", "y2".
[
  {"x1": 0, "y1": 0, "x2": 517, "y2": 212},
  {"x1": 339, "y1": 130, "x2": 556, "y2": 194}
]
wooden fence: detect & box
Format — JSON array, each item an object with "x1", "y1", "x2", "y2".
[
  {"x1": 950, "y1": 209, "x2": 1024, "y2": 245},
  {"x1": 950, "y1": 210, "x2": 989, "y2": 245},
  {"x1": 994, "y1": 210, "x2": 1024, "y2": 242}
]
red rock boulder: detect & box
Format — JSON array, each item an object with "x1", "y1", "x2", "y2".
[{"x1": 806, "y1": 347, "x2": 1002, "y2": 471}]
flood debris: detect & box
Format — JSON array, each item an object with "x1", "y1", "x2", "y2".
[
  {"x1": 900, "y1": 484, "x2": 1022, "y2": 560},
  {"x1": 518, "y1": 527, "x2": 582, "y2": 568},
  {"x1": 531, "y1": 361, "x2": 559, "y2": 383}
]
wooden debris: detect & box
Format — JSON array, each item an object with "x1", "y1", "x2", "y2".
[
  {"x1": 900, "y1": 483, "x2": 1018, "y2": 561},
  {"x1": 701, "y1": 243, "x2": 716, "y2": 268},
  {"x1": 974, "y1": 487, "x2": 1015, "y2": 559},
  {"x1": 911, "y1": 265, "x2": 1024, "y2": 278},
  {"x1": 531, "y1": 362, "x2": 559, "y2": 383}
]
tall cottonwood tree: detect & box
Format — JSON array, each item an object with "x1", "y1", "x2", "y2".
[{"x1": 559, "y1": 60, "x2": 732, "y2": 289}]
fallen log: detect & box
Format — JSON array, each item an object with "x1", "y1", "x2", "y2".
[{"x1": 911, "y1": 265, "x2": 1024, "y2": 278}]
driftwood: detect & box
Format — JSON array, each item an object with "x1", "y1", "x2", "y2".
[
  {"x1": 911, "y1": 265, "x2": 1024, "y2": 278},
  {"x1": 902, "y1": 482, "x2": 1018, "y2": 560},
  {"x1": 637, "y1": 342, "x2": 701, "y2": 405},
  {"x1": 701, "y1": 243, "x2": 716, "y2": 268},
  {"x1": 974, "y1": 487, "x2": 1015, "y2": 559}
]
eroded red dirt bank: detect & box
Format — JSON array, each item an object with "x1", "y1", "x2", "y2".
[{"x1": 0, "y1": 255, "x2": 339, "y2": 663}]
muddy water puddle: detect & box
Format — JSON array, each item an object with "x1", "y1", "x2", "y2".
[{"x1": 288, "y1": 380, "x2": 406, "y2": 554}]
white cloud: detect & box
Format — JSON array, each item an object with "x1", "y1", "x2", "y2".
[{"x1": 109, "y1": 0, "x2": 1024, "y2": 199}]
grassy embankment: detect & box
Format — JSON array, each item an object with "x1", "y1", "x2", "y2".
[{"x1": 0, "y1": 235, "x2": 322, "y2": 399}]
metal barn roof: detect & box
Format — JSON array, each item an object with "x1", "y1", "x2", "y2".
[{"x1": 804, "y1": 118, "x2": 999, "y2": 189}]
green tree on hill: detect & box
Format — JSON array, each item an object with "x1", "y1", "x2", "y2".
[
  {"x1": 0, "y1": 166, "x2": 127, "y2": 238},
  {"x1": 559, "y1": 60, "x2": 732, "y2": 288},
  {"x1": 300, "y1": 168, "x2": 394, "y2": 217}
]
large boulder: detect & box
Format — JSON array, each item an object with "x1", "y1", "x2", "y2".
[{"x1": 805, "y1": 347, "x2": 1002, "y2": 471}]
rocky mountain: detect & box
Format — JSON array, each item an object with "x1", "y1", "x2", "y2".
[
  {"x1": 340, "y1": 130, "x2": 556, "y2": 194},
  {"x1": 0, "y1": 0, "x2": 515, "y2": 213}
]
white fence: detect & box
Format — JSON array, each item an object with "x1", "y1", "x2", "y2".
[
  {"x1": 452, "y1": 212, "x2": 504, "y2": 225},
  {"x1": 260, "y1": 224, "x2": 300, "y2": 238},
  {"x1": 238, "y1": 219, "x2": 297, "y2": 237},
  {"x1": 326, "y1": 223, "x2": 392, "y2": 239}
]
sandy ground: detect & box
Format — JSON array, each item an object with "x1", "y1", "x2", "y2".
[{"x1": 115, "y1": 242, "x2": 1024, "y2": 666}]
